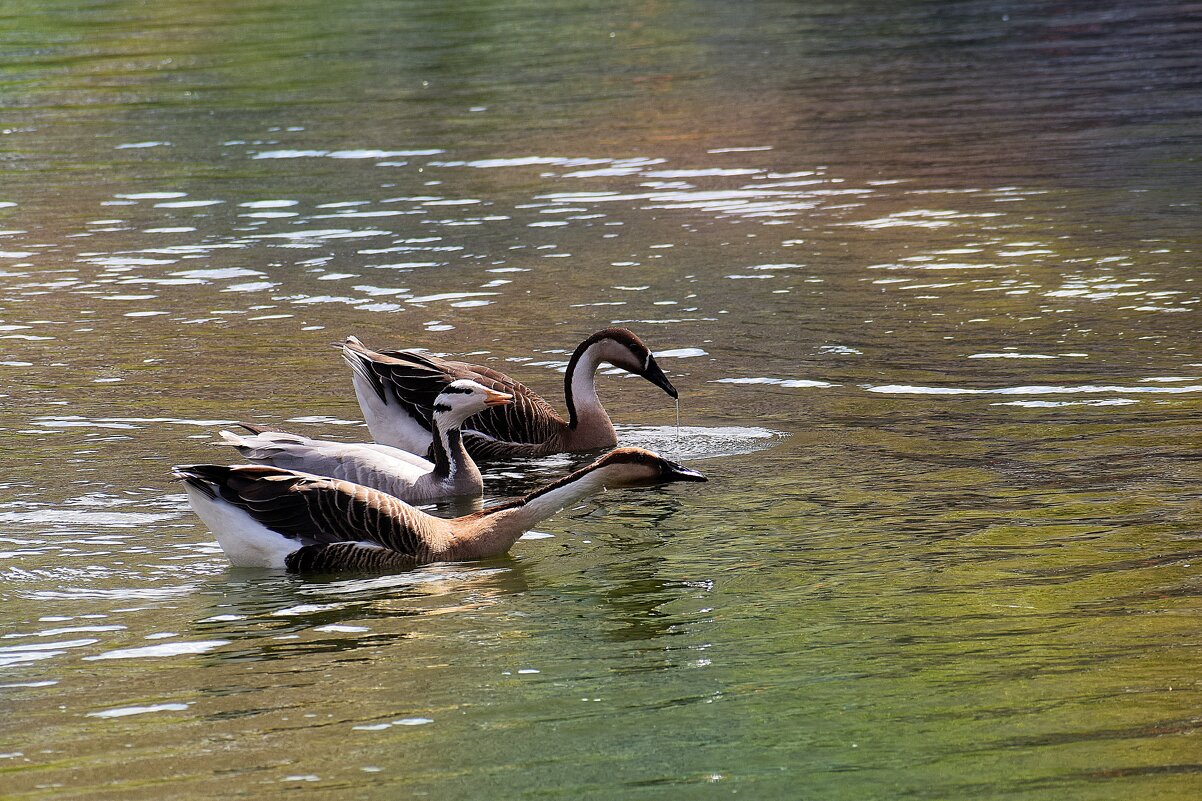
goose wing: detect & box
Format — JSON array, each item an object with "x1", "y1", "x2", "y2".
[
  {"x1": 355, "y1": 442, "x2": 436, "y2": 469},
  {"x1": 174, "y1": 465, "x2": 443, "y2": 558},
  {"x1": 347, "y1": 339, "x2": 566, "y2": 445},
  {"x1": 219, "y1": 429, "x2": 432, "y2": 492},
  {"x1": 438, "y1": 360, "x2": 566, "y2": 446},
  {"x1": 453, "y1": 373, "x2": 564, "y2": 447},
  {"x1": 461, "y1": 433, "x2": 556, "y2": 460},
  {"x1": 343, "y1": 344, "x2": 463, "y2": 431}
]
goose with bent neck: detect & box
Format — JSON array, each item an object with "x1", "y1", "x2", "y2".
[
  {"x1": 173, "y1": 447, "x2": 707, "y2": 573},
  {"x1": 343, "y1": 327, "x2": 679, "y2": 461},
  {"x1": 219, "y1": 379, "x2": 511, "y2": 502},
  {"x1": 562, "y1": 335, "x2": 627, "y2": 450},
  {"x1": 455, "y1": 452, "x2": 633, "y2": 559}
]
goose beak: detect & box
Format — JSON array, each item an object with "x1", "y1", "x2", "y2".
[
  {"x1": 661, "y1": 459, "x2": 706, "y2": 483},
  {"x1": 642, "y1": 358, "x2": 679, "y2": 399},
  {"x1": 484, "y1": 388, "x2": 514, "y2": 407}
]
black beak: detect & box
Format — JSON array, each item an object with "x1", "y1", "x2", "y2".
[
  {"x1": 642, "y1": 357, "x2": 679, "y2": 399},
  {"x1": 661, "y1": 459, "x2": 707, "y2": 483}
]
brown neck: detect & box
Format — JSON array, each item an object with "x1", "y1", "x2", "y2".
[{"x1": 449, "y1": 463, "x2": 617, "y2": 559}]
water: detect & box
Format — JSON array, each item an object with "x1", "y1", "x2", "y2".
[{"x1": 2, "y1": 0, "x2": 1201, "y2": 797}]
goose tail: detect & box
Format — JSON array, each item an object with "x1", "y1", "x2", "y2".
[
  {"x1": 341, "y1": 336, "x2": 388, "y2": 403},
  {"x1": 342, "y1": 337, "x2": 437, "y2": 452},
  {"x1": 217, "y1": 429, "x2": 301, "y2": 461},
  {"x1": 172, "y1": 465, "x2": 299, "y2": 568}
]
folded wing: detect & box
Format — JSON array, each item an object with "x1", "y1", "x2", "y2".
[
  {"x1": 345, "y1": 339, "x2": 565, "y2": 447},
  {"x1": 174, "y1": 464, "x2": 442, "y2": 559}
]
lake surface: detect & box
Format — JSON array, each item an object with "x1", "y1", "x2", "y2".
[{"x1": 3, "y1": 1, "x2": 1201, "y2": 798}]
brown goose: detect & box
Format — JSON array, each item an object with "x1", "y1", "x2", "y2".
[
  {"x1": 173, "y1": 447, "x2": 706, "y2": 572},
  {"x1": 218, "y1": 379, "x2": 512, "y2": 503},
  {"x1": 341, "y1": 328, "x2": 678, "y2": 460}
]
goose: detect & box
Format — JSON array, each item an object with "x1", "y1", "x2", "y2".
[
  {"x1": 341, "y1": 327, "x2": 678, "y2": 460},
  {"x1": 173, "y1": 447, "x2": 706, "y2": 573},
  {"x1": 217, "y1": 379, "x2": 512, "y2": 503}
]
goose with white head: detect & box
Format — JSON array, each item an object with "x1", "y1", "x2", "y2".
[
  {"x1": 218, "y1": 379, "x2": 511, "y2": 503},
  {"x1": 173, "y1": 447, "x2": 706, "y2": 573},
  {"x1": 342, "y1": 328, "x2": 678, "y2": 460}
]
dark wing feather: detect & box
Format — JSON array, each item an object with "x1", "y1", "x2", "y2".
[
  {"x1": 178, "y1": 465, "x2": 328, "y2": 543},
  {"x1": 354, "y1": 350, "x2": 472, "y2": 431},
  {"x1": 236, "y1": 421, "x2": 292, "y2": 435},
  {"x1": 441, "y1": 359, "x2": 565, "y2": 446},
  {"x1": 178, "y1": 465, "x2": 437, "y2": 557},
  {"x1": 356, "y1": 344, "x2": 567, "y2": 446},
  {"x1": 461, "y1": 433, "x2": 554, "y2": 460}
]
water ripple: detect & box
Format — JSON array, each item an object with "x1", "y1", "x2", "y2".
[{"x1": 866, "y1": 383, "x2": 1202, "y2": 396}]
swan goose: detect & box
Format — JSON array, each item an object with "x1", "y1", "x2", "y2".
[
  {"x1": 341, "y1": 327, "x2": 678, "y2": 460},
  {"x1": 218, "y1": 379, "x2": 512, "y2": 503},
  {"x1": 173, "y1": 447, "x2": 706, "y2": 572}
]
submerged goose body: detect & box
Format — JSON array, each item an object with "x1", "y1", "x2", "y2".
[
  {"x1": 218, "y1": 379, "x2": 511, "y2": 503},
  {"x1": 174, "y1": 447, "x2": 706, "y2": 572},
  {"x1": 342, "y1": 328, "x2": 678, "y2": 461}
]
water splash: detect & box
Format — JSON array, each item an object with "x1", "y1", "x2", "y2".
[
  {"x1": 618, "y1": 425, "x2": 784, "y2": 460},
  {"x1": 674, "y1": 398, "x2": 681, "y2": 456}
]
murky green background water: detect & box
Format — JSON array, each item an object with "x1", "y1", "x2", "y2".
[{"x1": 3, "y1": 1, "x2": 1201, "y2": 798}]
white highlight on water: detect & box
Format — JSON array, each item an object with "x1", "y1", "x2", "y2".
[
  {"x1": 88, "y1": 703, "x2": 190, "y2": 718},
  {"x1": 83, "y1": 640, "x2": 230, "y2": 660}
]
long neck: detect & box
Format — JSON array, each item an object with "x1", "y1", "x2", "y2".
[
  {"x1": 564, "y1": 341, "x2": 609, "y2": 431},
  {"x1": 428, "y1": 410, "x2": 474, "y2": 480},
  {"x1": 452, "y1": 466, "x2": 613, "y2": 558}
]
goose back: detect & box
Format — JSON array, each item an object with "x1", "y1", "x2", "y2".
[
  {"x1": 177, "y1": 465, "x2": 452, "y2": 560},
  {"x1": 220, "y1": 429, "x2": 432, "y2": 497},
  {"x1": 349, "y1": 343, "x2": 565, "y2": 447}
]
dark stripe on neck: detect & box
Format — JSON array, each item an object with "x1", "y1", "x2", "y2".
[
  {"x1": 563, "y1": 328, "x2": 646, "y2": 429},
  {"x1": 429, "y1": 417, "x2": 455, "y2": 478},
  {"x1": 564, "y1": 340, "x2": 601, "y2": 430}
]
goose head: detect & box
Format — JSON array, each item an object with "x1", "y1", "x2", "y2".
[
  {"x1": 432, "y1": 379, "x2": 513, "y2": 426},
  {"x1": 579, "y1": 328, "x2": 679, "y2": 399},
  {"x1": 586, "y1": 446, "x2": 706, "y2": 488}
]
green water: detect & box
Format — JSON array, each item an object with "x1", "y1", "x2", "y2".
[{"x1": 2, "y1": 1, "x2": 1201, "y2": 798}]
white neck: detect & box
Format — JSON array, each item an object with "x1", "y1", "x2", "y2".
[
  {"x1": 486, "y1": 465, "x2": 614, "y2": 542},
  {"x1": 566, "y1": 342, "x2": 611, "y2": 431}
]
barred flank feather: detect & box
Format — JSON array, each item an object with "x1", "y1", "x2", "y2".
[
  {"x1": 285, "y1": 542, "x2": 418, "y2": 573},
  {"x1": 462, "y1": 433, "x2": 552, "y2": 460}
]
